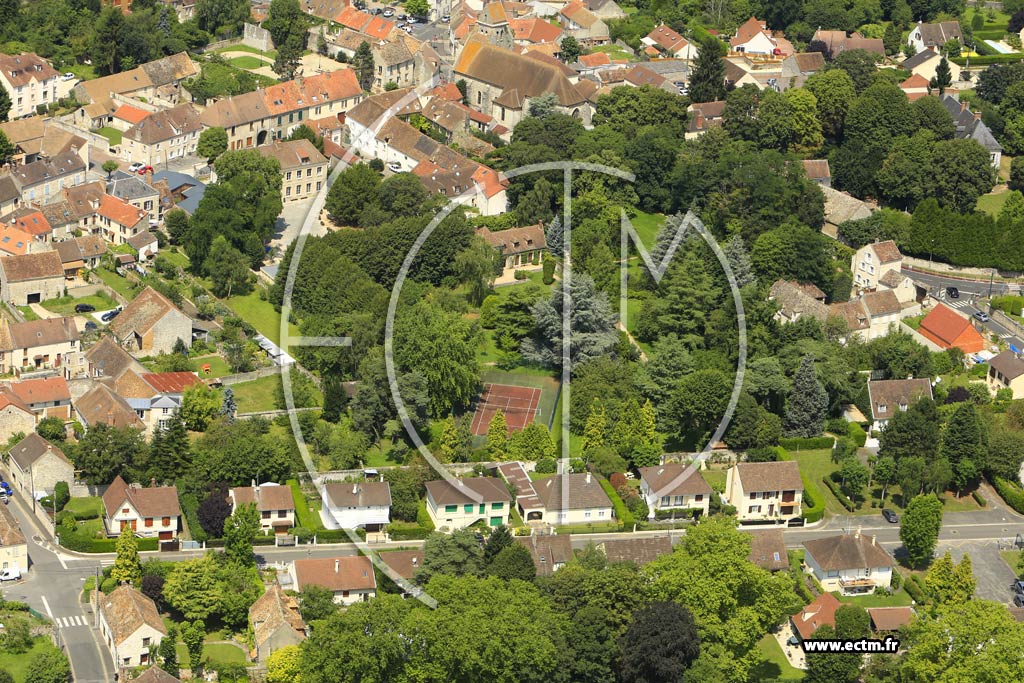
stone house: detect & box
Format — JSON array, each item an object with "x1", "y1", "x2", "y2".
[
  {"x1": 99, "y1": 585, "x2": 167, "y2": 667},
  {"x1": 867, "y1": 378, "x2": 933, "y2": 432},
  {"x1": 559, "y1": 0, "x2": 609, "y2": 44},
  {"x1": 320, "y1": 481, "x2": 391, "y2": 531},
  {"x1": 257, "y1": 140, "x2": 328, "y2": 202},
  {"x1": 113, "y1": 370, "x2": 202, "y2": 435},
  {"x1": 250, "y1": 585, "x2": 306, "y2": 662},
  {"x1": 0, "y1": 504, "x2": 28, "y2": 575},
  {"x1": 9, "y1": 151, "x2": 87, "y2": 206},
  {"x1": 6, "y1": 432, "x2": 73, "y2": 498},
  {"x1": 53, "y1": 235, "x2": 107, "y2": 279},
  {"x1": 769, "y1": 280, "x2": 828, "y2": 325},
  {"x1": 638, "y1": 464, "x2": 712, "y2": 518},
  {"x1": 231, "y1": 483, "x2": 297, "y2": 534},
  {"x1": 102, "y1": 475, "x2": 180, "y2": 539},
  {"x1": 642, "y1": 24, "x2": 699, "y2": 60},
  {"x1": 0, "y1": 317, "x2": 82, "y2": 377},
  {"x1": 725, "y1": 461, "x2": 803, "y2": 523},
  {"x1": 475, "y1": 225, "x2": 546, "y2": 270},
  {"x1": 0, "y1": 250, "x2": 65, "y2": 305},
  {"x1": 75, "y1": 383, "x2": 146, "y2": 431},
  {"x1": 597, "y1": 536, "x2": 674, "y2": 565},
  {"x1": 746, "y1": 529, "x2": 789, "y2": 571},
  {"x1": 108, "y1": 286, "x2": 192, "y2": 356},
  {"x1": 531, "y1": 473, "x2": 615, "y2": 526},
  {"x1": 8, "y1": 375, "x2": 72, "y2": 419},
  {"x1": 942, "y1": 94, "x2": 1002, "y2": 168},
  {"x1": 828, "y1": 290, "x2": 904, "y2": 342},
  {"x1": 0, "y1": 389, "x2": 36, "y2": 444},
  {"x1": 73, "y1": 52, "x2": 198, "y2": 128},
  {"x1": 424, "y1": 477, "x2": 511, "y2": 530},
  {"x1": 289, "y1": 556, "x2": 376, "y2": 605},
  {"x1": 803, "y1": 531, "x2": 895, "y2": 595},
  {"x1": 95, "y1": 193, "x2": 149, "y2": 246},
  {"x1": 121, "y1": 103, "x2": 203, "y2": 166},
  {"x1": 852, "y1": 240, "x2": 902, "y2": 292}
]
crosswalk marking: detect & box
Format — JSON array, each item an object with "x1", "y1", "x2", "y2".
[
  {"x1": 55, "y1": 615, "x2": 88, "y2": 628},
  {"x1": 1000, "y1": 333, "x2": 1014, "y2": 339},
  {"x1": 947, "y1": 300, "x2": 969, "y2": 309}
]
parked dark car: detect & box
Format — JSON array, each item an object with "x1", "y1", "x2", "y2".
[
  {"x1": 946, "y1": 286, "x2": 959, "y2": 298},
  {"x1": 75, "y1": 303, "x2": 96, "y2": 313},
  {"x1": 882, "y1": 509, "x2": 899, "y2": 523},
  {"x1": 1013, "y1": 580, "x2": 1024, "y2": 594},
  {"x1": 101, "y1": 307, "x2": 122, "y2": 322},
  {"x1": 85, "y1": 321, "x2": 98, "y2": 331},
  {"x1": 787, "y1": 517, "x2": 805, "y2": 527}
]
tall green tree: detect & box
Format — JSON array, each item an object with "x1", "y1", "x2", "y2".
[
  {"x1": 182, "y1": 620, "x2": 205, "y2": 673},
  {"x1": 618, "y1": 602, "x2": 701, "y2": 683},
  {"x1": 111, "y1": 525, "x2": 142, "y2": 585},
  {"x1": 804, "y1": 624, "x2": 860, "y2": 683},
  {"x1": 353, "y1": 41, "x2": 374, "y2": 91},
  {"x1": 164, "y1": 555, "x2": 222, "y2": 621},
  {"x1": 160, "y1": 625, "x2": 180, "y2": 678},
  {"x1": 941, "y1": 401, "x2": 985, "y2": 495},
  {"x1": 688, "y1": 36, "x2": 727, "y2": 103},
  {"x1": 223, "y1": 502, "x2": 261, "y2": 565},
  {"x1": 560, "y1": 35, "x2": 582, "y2": 63},
  {"x1": 930, "y1": 56, "x2": 953, "y2": 95},
  {"x1": 486, "y1": 409, "x2": 508, "y2": 459},
  {"x1": 455, "y1": 236, "x2": 497, "y2": 306},
  {"x1": 784, "y1": 355, "x2": 828, "y2": 437},
  {"x1": 415, "y1": 529, "x2": 485, "y2": 585},
  {"x1": 487, "y1": 543, "x2": 537, "y2": 582},
  {"x1": 23, "y1": 649, "x2": 71, "y2": 683},
  {"x1": 197, "y1": 127, "x2": 228, "y2": 165},
  {"x1": 900, "y1": 493, "x2": 943, "y2": 569}
]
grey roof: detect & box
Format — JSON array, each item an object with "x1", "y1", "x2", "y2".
[
  {"x1": 108, "y1": 174, "x2": 158, "y2": 202},
  {"x1": 8, "y1": 432, "x2": 70, "y2": 471},
  {"x1": 900, "y1": 48, "x2": 939, "y2": 70},
  {"x1": 11, "y1": 151, "x2": 85, "y2": 190},
  {"x1": 152, "y1": 170, "x2": 206, "y2": 215},
  {"x1": 989, "y1": 350, "x2": 1024, "y2": 380},
  {"x1": 0, "y1": 177, "x2": 17, "y2": 204},
  {"x1": 425, "y1": 477, "x2": 511, "y2": 505},
  {"x1": 323, "y1": 481, "x2": 392, "y2": 508},
  {"x1": 941, "y1": 94, "x2": 1003, "y2": 153}
]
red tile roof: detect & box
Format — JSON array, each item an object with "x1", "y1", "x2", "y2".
[
  {"x1": 508, "y1": 17, "x2": 562, "y2": 44},
  {"x1": 919, "y1": 303, "x2": 985, "y2": 351},
  {"x1": 0, "y1": 225, "x2": 33, "y2": 256},
  {"x1": 113, "y1": 104, "x2": 151, "y2": 125},
  {"x1": 8, "y1": 376, "x2": 70, "y2": 405},
  {"x1": 97, "y1": 194, "x2": 146, "y2": 227},
  {"x1": 141, "y1": 372, "x2": 202, "y2": 394},
  {"x1": 579, "y1": 52, "x2": 611, "y2": 67},
  {"x1": 293, "y1": 556, "x2": 376, "y2": 592},
  {"x1": 792, "y1": 591, "x2": 841, "y2": 640},
  {"x1": 11, "y1": 211, "x2": 51, "y2": 237}
]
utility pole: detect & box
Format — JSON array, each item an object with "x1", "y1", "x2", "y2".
[
  {"x1": 94, "y1": 565, "x2": 101, "y2": 627},
  {"x1": 988, "y1": 271, "x2": 995, "y2": 301}
]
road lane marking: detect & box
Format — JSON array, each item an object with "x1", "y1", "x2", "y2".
[{"x1": 40, "y1": 595, "x2": 53, "y2": 619}]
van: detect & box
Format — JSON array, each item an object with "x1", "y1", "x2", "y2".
[{"x1": 0, "y1": 567, "x2": 22, "y2": 581}]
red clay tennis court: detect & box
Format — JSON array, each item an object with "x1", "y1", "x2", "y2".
[{"x1": 469, "y1": 383, "x2": 542, "y2": 436}]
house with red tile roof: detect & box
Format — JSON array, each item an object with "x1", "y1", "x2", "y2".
[
  {"x1": 103, "y1": 475, "x2": 181, "y2": 539},
  {"x1": 509, "y1": 17, "x2": 562, "y2": 46},
  {"x1": 0, "y1": 224, "x2": 37, "y2": 257},
  {"x1": 918, "y1": 303, "x2": 986, "y2": 353},
  {"x1": 559, "y1": 0, "x2": 609, "y2": 44},
  {"x1": 111, "y1": 104, "x2": 152, "y2": 130},
  {"x1": 7, "y1": 376, "x2": 72, "y2": 419},
  {"x1": 96, "y1": 194, "x2": 148, "y2": 246},
  {"x1": 642, "y1": 24, "x2": 699, "y2": 60},
  {"x1": 10, "y1": 210, "x2": 52, "y2": 240},
  {"x1": 730, "y1": 16, "x2": 793, "y2": 56},
  {"x1": 289, "y1": 556, "x2": 376, "y2": 605},
  {"x1": 791, "y1": 591, "x2": 841, "y2": 640}
]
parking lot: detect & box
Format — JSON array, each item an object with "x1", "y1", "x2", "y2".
[{"x1": 942, "y1": 542, "x2": 1018, "y2": 604}]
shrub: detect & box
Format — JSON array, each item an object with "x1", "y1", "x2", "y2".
[
  {"x1": 972, "y1": 489, "x2": 987, "y2": 506},
  {"x1": 534, "y1": 457, "x2": 557, "y2": 474},
  {"x1": 385, "y1": 522, "x2": 432, "y2": 540},
  {"x1": 609, "y1": 472, "x2": 628, "y2": 489},
  {"x1": 542, "y1": 258, "x2": 555, "y2": 284},
  {"x1": 822, "y1": 476, "x2": 857, "y2": 512},
  {"x1": 890, "y1": 569, "x2": 902, "y2": 590},
  {"x1": 993, "y1": 476, "x2": 1024, "y2": 514},
  {"x1": 513, "y1": 269, "x2": 529, "y2": 280},
  {"x1": 99, "y1": 577, "x2": 117, "y2": 593},
  {"x1": 291, "y1": 527, "x2": 312, "y2": 543},
  {"x1": 825, "y1": 417, "x2": 849, "y2": 435},
  {"x1": 847, "y1": 422, "x2": 867, "y2": 447},
  {"x1": 903, "y1": 574, "x2": 927, "y2": 604},
  {"x1": 479, "y1": 295, "x2": 500, "y2": 328},
  {"x1": 779, "y1": 436, "x2": 835, "y2": 450},
  {"x1": 53, "y1": 482, "x2": 70, "y2": 512},
  {"x1": 598, "y1": 477, "x2": 633, "y2": 528}
]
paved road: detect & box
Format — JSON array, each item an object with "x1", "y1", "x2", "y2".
[
  {"x1": 906, "y1": 267, "x2": 1024, "y2": 349},
  {"x1": 2, "y1": 492, "x2": 112, "y2": 683}
]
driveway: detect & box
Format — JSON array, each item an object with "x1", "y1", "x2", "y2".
[
  {"x1": 942, "y1": 541, "x2": 1018, "y2": 604},
  {"x1": 269, "y1": 197, "x2": 324, "y2": 258}
]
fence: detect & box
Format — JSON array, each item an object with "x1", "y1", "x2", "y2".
[
  {"x1": 992, "y1": 309, "x2": 1024, "y2": 341},
  {"x1": 68, "y1": 282, "x2": 128, "y2": 306},
  {"x1": 219, "y1": 366, "x2": 283, "y2": 385}
]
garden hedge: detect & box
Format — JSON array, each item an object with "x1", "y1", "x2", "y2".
[
  {"x1": 993, "y1": 476, "x2": 1024, "y2": 514},
  {"x1": 822, "y1": 476, "x2": 857, "y2": 512},
  {"x1": 599, "y1": 477, "x2": 633, "y2": 528},
  {"x1": 779, "y1": 436, "x2": 835, "y2": 450}
]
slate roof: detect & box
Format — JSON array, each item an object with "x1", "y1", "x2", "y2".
[
  {"x1": 292, "y1": 556, "x2": 376, "y2": 592},
  {"x1": 425, "y1": 477, "x2": 511, "y2": 505},
  {"x1": 101, "y1": 585, "x2": 168, "y2": 644},
  {"x1": 108, "y1": 174, "x2": 158, "y2": 202},
  {"x1": 599, "y1": 536, "x2": 673, "y2": 565},
  {"x1": 867, "y1": 379, "x2": 933, "y2": 421},
  {"x1": 8, "y1": 432, "x2": 69, "y2": 471},
  {"x1": 915, "y1": 21, "x2": 962, "y2": 48},
  {"x1": 76, "y1": 384, "x2": 146, "y2": 430},
  {"x1": 639, "y1": 464, "x2": 712, "y2": 497},
  {"x1": 11, "y1": 151, "x2": 85, "y2": 190},
  {"x1": 103, "y1": 475, "x2": 181, "y2": 519},
  {"x1": 514, "y1": 534, "x2": 573, "y2": 576},
  {"x1": 733, "y1": 461, "x2": 802, "y2": 492},
  {"x1": 803, "y1": 532, "x2": 894, "y2": 571},
  {"x1": 941, "y1": 94, "x2": 1002, "y2": 153},
  {"x1": 901, "y1": 48, "x2": 940, "y2": 71},
  {"x1": 323, "y1": 481, "x2": 392, "y2": 508},
  {"x1": 534, "y1": 473, "x2": 613, "y2": 511}
]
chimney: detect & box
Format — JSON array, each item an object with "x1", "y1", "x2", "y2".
[
  {"x1": 871, "y1": 535, "x2": 876, "y2": 546},
  {"x1": 352, "y1": 483, "x2": 358, "y2": 495},
  {"x1": 585, "y1": 472, "x2": 591, "y2": 484},
  {"x1": 150, "y1": 478, "x2": 156, "y2": 487},
  {"x1": 974, "y1": 112, "x2": 982, "y2": 121},
  {"x1": 334, "y1": 559, "x2": 339, "y2": 573},
  {"x1": 412, "y1": 556, "x2": 418, "y2": 567},
  {"x1": 146, "y1": 168, "x2": 153, "y2": 186},
  {"x1": 961, "y1": 100, "x2": 968, "y2": 113}
]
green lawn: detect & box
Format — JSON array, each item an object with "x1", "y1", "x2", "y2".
[
  {"x1": 226, "y1": 289, "x2": 297, "y2": 346},
  {"x1": 749, "y1": 633, "x2": 804, "y2": 682},
  {"x1": 230, "y1": 374, "x2": 283, "y2": 413},
  {"x1": 176, "y1": 642, "x2": 248, "y2": 669},
  {"x1": 790, "y1": 449, "x2": 847, "y2": 515},
  {"x1": 626, "y1": 210, "x2": 664, "y2": 249},
  {"x1": 95, "y1": 267, "x2": 137, "y2": 300},
  {"x1": 16, "y1": 306, "x2": 40, "y2": 321},
  {"x1": 977, "y1": 190, "x2": 1011, "y2": 217},
  {"x1": 287, "y1": 478, "x2": 324, "y2": 530},
  {"x1": 588, "y1": 45, "x2": 636, "y2": 61},
  {"x1": 41, "y1": 291, "x2": 118, "y2": 317},
  {"x1": 0, "y1": 639, "x2": 64, "y2": 683},
  {"x1": 1000, "y1": 549, "x2": 1022, "y2": 577},
  {"x1": 66, "y1": 63, "x2": 98, "y2": 80},
  {"x1": 836, "y1": 588, "x2": 914, "y2": 608},
  {"x1": 363, "y1": 444, "x2": 405, "y2": 468},
  {"x1": 97, "y1": 127, "x2": 123, "y2": 146},
  {"x1": 229, "y1": 55, "x2": 269, "y2": 69},
  {"x1": 193, "y1": 354, "x2": 233, "y2": 379},
  {"x1": 161, "y1": 249, "x2": 191, "y2": 270},
  {"x1": 703, "y1": 467, "x2": 727, "y2": 491},
  {"x1": 64, "y1": 496, "x2": 104, "y2": 518}
]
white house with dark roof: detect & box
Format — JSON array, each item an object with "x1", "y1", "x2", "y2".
[
  {"x1": 867, "y1": 378, "x2": 933, "y2": 431},
  {"x1": 988, "y1": 350, "x2": 1024, "y2": 398},
  {"x1": 803, "y1": 531, "x2": 895, "y2": 595},
  {"x1": 725, "y1": 461, "x2": 803, "y2": 523},
  {"x1": 900, "y1": 48, "x2": 961, "y2": 84},
  {"x1": 102, "y1": 475, "x2": 180, "y2": 539},
  {"x1": 320, "y1": 480, "x2": 391, "y2": 531},
  {"x1": 908, "y1": 21, "x2": 963, "y2": 53},
  {"x1": 852, "y1": 240, "x2": 902, "y2": 292},
  {"x1": 532, "y1": 472, "x2": 614, "y2": 525},
  {"x1": 638, "y1": 464, "x2": 712, "y2": 518},
  {"x1": 289, "y1": 556, "x2": 376, "y2": 605},
  {"x1": 424, "y1": 477, "x2": 511, "y2": 530}
]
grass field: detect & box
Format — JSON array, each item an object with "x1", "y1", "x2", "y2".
[
  {"x1": 214, "y1": 44, "x2": 278, "y2": 59},
  {"x1": 42, "y1": 291, "x2": 118, "y2": 317},
  {"x1": 627, "y1": 210, "x2": 664, "y2": 249},
  {"x1": 226, "y1": 289, "x2": 297, "y2": 346},
  {"x1": 703, "y1": 467, "x2": 727, "y2": 491},
  {"x1": 0, "y1": 639, "x2": 64, "y2": 682},
  {"x1": 66, "y1": 63, "x2": 98, "y2": 80},
  {"x1": 288, "y1": 478, "x2": 324, "y2": 530},
  {"x1": 749, "y1": 633, "x2": 804, "y2": 682},
  {"x1": 231, "y1": 374, "x2": 283, "y2": 413},
  {"x1": 16, "y1": 306, "x2": 40, "y2": 321},
  {"x1": 230, "y1": 55, "x2": 270, "y2": 69},
  {"x1": 65, "y1": 496, "x2": 104, "y2": 518},
  {"x1": 97, "y1": 126, "x2": 123, "y2": 146},
  {"x1": 588, "y1": 44, "x2": 635, "y2": 61},
  {"x1": 95, "y1": 267, "x2": 137, "y2": 300},
  {"x1": 193, "y1": 354, "x2": 233, "y2": 378},
  {"x1": 837, "y1": 588, "x2": 914, "y2": 608},
  {"x1": 1000, "y1": 549, "x2": 1022, "y2": 576},
  {"x1": 176, "y1": 642, "x2": 248, "y2": 669},
  {"x1": 977, "y1": 190, "x2": 1011, "y2": 217}
]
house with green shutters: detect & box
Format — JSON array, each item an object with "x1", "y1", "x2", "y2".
[{"x1": 424, "y1": 477, "x2": 511, "y2": 531}]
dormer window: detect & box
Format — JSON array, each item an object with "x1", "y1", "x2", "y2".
[{"x1": 877, "y1": 403, "x2": 887, "y2": 414}]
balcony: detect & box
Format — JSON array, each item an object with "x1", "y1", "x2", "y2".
[{"x1": 838, "y1": 576, "x2": 876, "y2": 595}]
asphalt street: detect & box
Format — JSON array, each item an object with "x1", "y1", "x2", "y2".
[{"x1": 905, "y1": 267, "x2": 1024, "y2": 349}]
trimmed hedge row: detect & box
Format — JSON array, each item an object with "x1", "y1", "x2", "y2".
[
  {"x1": 903, "y1": 574, "x2": 928, "y2": 604},
  {"x1": 779, "y1": 436, "x2": 835, "y2": 451},
  {"x1": 386, "y1": 523, "x2": 432, "y2": 540},
  {"x1": 848, "y1": 422, "x2": 867, "y2": 447},
  {"x1": 951, "y1": 54, "x2": 1024, "y2": 66},
  {"x1": 60, "y1": 535, "x2": 159, "y2": 553},
  {"x1": 992, "y1": 477, "x2": 1024, "y2": 514},
  {"x1": 599, "y1": 477, "x2": 633, "y2": 528},
  {"x1": 822, "y1": 476, "x2": 857, "y2": 512},
  {"x1": 972, "y1": 490, "x2": 987, "y2": 507}
]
